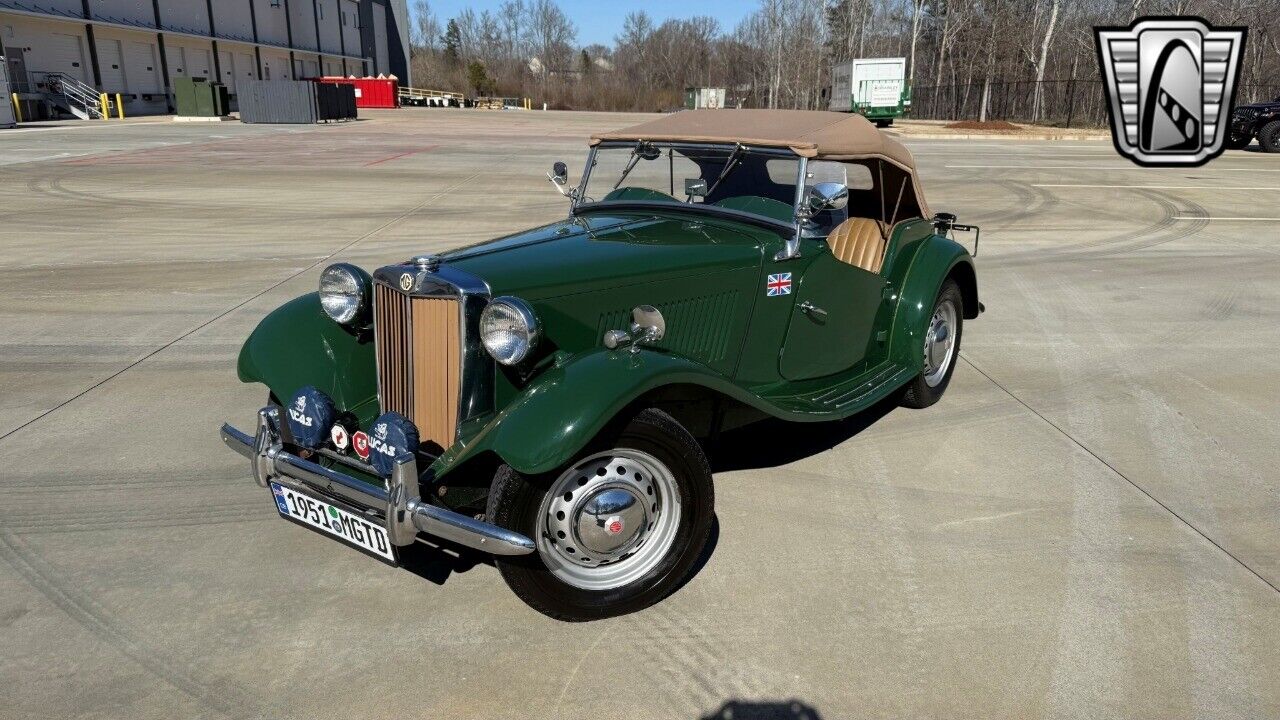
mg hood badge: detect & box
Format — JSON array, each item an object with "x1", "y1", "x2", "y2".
[
  {"x1": 1095, "y1": 17, "x2": 1247, "y2": 167},
  {"x1": 399, "y1": 272, "x2": 414, "y2": 291}
]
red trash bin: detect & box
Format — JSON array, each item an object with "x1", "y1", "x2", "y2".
[{"x1": 316, "y1": 76, "x2": 399, "y2": 109}]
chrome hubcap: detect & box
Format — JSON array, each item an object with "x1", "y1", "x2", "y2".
[
  {"x1": 923, "y1": 299, "x2": 957, "y2": 388},
  {"x1": 537, "y1": 449, "x2": 681, "y2": 591},
  {"x1": 575, "y1": 488, "x2": 645, "y2": 555}
]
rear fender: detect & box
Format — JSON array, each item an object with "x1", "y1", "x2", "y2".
[{"x1": 885, "y1": 235, "x2": 977, "y2": 372}]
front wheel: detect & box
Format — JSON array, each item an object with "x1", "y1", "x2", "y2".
[
  {"x1": 487, "y1": 409, "x2": 714, "y2": 621},
  {"x1": 901, "y1": 279, "x2": 964, "y2": 408},
  {"x1": 1258, "y1": 120, "x2": 1280, "y2": 153}
]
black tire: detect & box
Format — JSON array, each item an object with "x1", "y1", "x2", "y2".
[
  {"x1": 486, "y1": 409, "x2": 714, "y2": 622},
  {"x1": 1225, "y1": 133, "x2": 1253, "y2": 150},
  {"x1": 1258, "y1": 120, "x2": 1280, "y2": 153},
  {"x1": 875, "y1": 119, "x2": 893, "y2": 128},
  {"x1": 901, "y1": 279, "x2": 964, "y2": 409}
]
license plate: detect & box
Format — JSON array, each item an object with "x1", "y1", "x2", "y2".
[{"x1": 269, "y1": 482, "x2": 396, "y2": 563}]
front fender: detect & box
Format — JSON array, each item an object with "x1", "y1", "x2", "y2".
[
  {"x1": 237, "y1": 293, "x2": 378, "y2": 419},
  {"x1": 886, "y1": 235, "x2": 977, "y2": 372},
  {"x1": 435, "y1": 349, "x2": 746, "y2": 477}
]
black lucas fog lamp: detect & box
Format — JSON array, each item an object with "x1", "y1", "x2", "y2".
[
  {"x1": 284, "y1": 386, "x2": 336, "y2": 448},
  {"x1": 365, "y1": 412, "x2": 420, "y2": 477}
]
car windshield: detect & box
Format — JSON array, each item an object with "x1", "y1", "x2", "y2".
[{"x1": 578, "y1": 143, "x2": 801, "y2": 224}]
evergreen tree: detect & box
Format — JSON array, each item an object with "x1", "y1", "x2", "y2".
[{"x1": 442, "y1": 19, "x2": 462, "y2": 67}]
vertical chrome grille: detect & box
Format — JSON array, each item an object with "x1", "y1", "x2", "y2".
[{"x1": 373, "y1": 284, "x2": 461, "y2": 450}]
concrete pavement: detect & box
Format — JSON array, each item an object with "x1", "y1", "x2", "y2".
[{"x1": 1, "y1": 109, "x2": 1277, "y2": 719}]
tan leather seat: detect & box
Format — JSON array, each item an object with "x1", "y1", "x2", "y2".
[{"x1": 826, "y1": 218, "x2": 888, "y2": 273}]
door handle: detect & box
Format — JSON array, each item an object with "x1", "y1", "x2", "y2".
[{"x1": 799, "y1": 301, "x2": 828, "y2": 321}]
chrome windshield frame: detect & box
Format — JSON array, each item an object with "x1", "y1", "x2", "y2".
[{"x1": 575, "y1": 141, "x2": 805, "y2": 220}]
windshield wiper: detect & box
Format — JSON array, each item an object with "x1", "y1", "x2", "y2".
[
  {"x1": 612, "y1": 141, "x2": 645, "y2": 191},
  {"x1": 696, "y1": 143, "x2": 744, "y2": 202}
]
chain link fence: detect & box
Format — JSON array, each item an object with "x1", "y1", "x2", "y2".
[{"x1": 910, "y1": 79, "x2": 1280, "y2": 127}]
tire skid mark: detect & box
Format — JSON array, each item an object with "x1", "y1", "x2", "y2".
[
  {"x1": 1, "y1": 503, "x2": 270, "y2": 533},
  {"x1": 0, "y1": 529, "x2": 259, "y2": 719},
  {"x1": 15, "y1": 515, "x2": 272, "y2": 535},
  {"x1": 627, "y1": 603, "x2": 732, "y2": 713},
  {"x1": 858, "y1": 445, "x2": 931, "y2": 710},
  {"x1": 980, "y1": 181, "x2": 1173, "y2": 268},
  {"x1": 988, "y1": 186, "x2": 1207, "y2": 269},
  {"x1": 1051, "y1": 274, "x2": 1265, "y2": 716},
  {"x1": 1009, "y1": 272, "x2": 1133, "y2": 715}
]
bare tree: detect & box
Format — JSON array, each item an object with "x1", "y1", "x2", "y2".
[{"x1": 403, "y1": 0, "x2": 1278, "y2": 121}]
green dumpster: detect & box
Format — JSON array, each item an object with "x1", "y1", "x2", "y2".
[{"x1": 173, "y1": 77, "x2": 228, "y2": 117}]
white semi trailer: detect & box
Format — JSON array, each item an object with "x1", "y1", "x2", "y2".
[{"x1": 829, "y1": 57, "x2": 910, "y2": 127}]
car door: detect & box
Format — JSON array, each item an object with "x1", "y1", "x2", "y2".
[{"x1": 776, "y1": 246, "x2": 886, "y2": 381}]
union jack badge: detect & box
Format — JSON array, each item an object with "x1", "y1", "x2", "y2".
[
  {"x1": 766, "y1": 273, "x2": 792, "y2": 296},
  {"x1": 1095, "y1": 17, "x2": 1247, "y2": 167}
]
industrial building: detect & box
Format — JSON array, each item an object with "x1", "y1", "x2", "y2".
[{"x1": 1, "y1": 0, "x2": 409, "y2": 119}]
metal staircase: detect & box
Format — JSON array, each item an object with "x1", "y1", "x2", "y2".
[{"x1": 33, "y1": 71, "x2": 106, "y2": 120}]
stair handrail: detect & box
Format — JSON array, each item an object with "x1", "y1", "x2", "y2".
[{"x1": 31, "y1": 70, "x2": 104, "y2": 119}]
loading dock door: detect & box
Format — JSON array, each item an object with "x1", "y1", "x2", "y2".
[
  {"x1": 189, "y1": 48, "x2": 212, "y2": 79},
  {"x1": 171, "y1": 46, "x2": 187, "y2": 77},
  {"x1": 49, "y1": 33, "x2": 90, "y2": 83},
  {"x1": 238, "y1": 52, "x2": 256, "y2": 83},
  {"x1": 97, "y1": 38, "x2": 128, "y2": 94},
  {"x1": 126, "y1": 41, "x2": 162, "y2": 94},
  {"x1": 218, "y1": 50, "x2": 235, "y2": 91}
]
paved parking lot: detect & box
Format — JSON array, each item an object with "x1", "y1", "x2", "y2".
[{"x1": 1, "y1": 109, "x2": 1278, "y2": 719}]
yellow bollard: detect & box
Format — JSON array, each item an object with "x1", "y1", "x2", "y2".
[
  {"x1": 10, "y1": 93, "x2": 21, "y2": 123},
  {"x1": 115, "y1": 93, "x2": 125, "y2": 119},
  {"x1": 99, "y1": 92, "x2": 109, "y2": 120}
]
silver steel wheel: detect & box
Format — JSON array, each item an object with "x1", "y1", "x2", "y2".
[
  {"x1": 535, "y1": 448, "x2": 682, "y2": 591},
  {"x1": 923, "y1": 299, "x2": 958, "y2": 388}
]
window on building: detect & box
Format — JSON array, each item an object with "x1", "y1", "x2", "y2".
[
  {"x1": 318, "y1": 3, "x2": 324, "y2": 20},
  {"x1": 270, "y1": 0, "x2": 281, "y2": 7}
]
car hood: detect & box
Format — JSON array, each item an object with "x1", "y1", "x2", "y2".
[
  {"x1": 440, "y1": 211, "x2": 768, "y2": 300},
  {"x1": 1236, "y1": 101, "x2": 1280, "y2": 111}
]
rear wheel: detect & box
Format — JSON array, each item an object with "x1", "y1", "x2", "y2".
[
  {"x1": 901, "y1": 279, "x2": 964, "y2": 409},
  {"x1": 1258, "y1": 120, "x2": 1280, "y2": 153},
  {"x1": 487, "y1": 409, "x2": 714, "y2": 621}
]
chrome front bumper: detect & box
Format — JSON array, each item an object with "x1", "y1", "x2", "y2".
[{"x1": 219, "y1": 407, "x2": 534, "y2": 558}]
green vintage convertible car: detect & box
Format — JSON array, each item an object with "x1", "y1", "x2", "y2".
[{"x1": 220, "y1": 110, "x2": 980, "y2": 620}]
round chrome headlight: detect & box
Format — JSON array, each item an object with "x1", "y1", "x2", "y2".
[
  {"x1": 319, "y1": 263, "x2": 371, "y2": 326},
  {"x1": 480, "y1": 296, "x2": 540, "y2": 365}
]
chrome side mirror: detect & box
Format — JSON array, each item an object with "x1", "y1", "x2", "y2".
[
  {"x1": 631, "y1": 305, "x2": 665, "y2": 344},
  {"x1": 603, "y1": 305, "x2": 665, "y2": 353},
  {"x1": 799, "y1": 182, "x2": 849, "y2": 218},
  {"x1": 547, "y1": 161, "x2": 575, "y2": 199}
]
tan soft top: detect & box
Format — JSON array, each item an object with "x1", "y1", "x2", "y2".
[{"x1": 590, "y1": 109, "x2": 917, "y2": 171}]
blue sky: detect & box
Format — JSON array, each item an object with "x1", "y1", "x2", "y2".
[{"x1": 413, "y1": 0, "x2": 758, "y2": 48}]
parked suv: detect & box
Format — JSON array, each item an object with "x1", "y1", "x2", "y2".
[{"x1": 1228, "y1": 96, "x2": 1280, "y2": 152}]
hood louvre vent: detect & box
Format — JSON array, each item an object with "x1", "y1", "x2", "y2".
[{"x1": 596, "y1": 291, "x2": 739, "y2": 364}]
